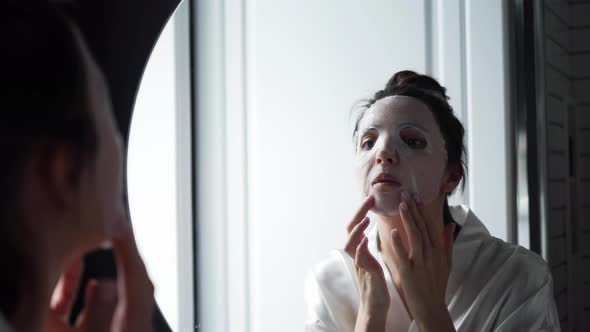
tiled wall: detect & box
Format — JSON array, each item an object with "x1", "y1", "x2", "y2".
[
  {"x1": 543, "y1": 1, "x2": 589, "y2": 330},
  {"x1": 570, "y1": 1, "x2": 590, "y2": 330}
]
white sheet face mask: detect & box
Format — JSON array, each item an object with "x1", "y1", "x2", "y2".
[{"x1": 354, "y1": 95, "x2": 448, "y2": 216}]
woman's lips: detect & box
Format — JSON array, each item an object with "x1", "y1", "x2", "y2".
[
  {"x1": 371, "y1": 173, "x2": 401, "y2": 191},
  {"x1": 372, "y1": 182, "x2": 401, "y2": 192}
]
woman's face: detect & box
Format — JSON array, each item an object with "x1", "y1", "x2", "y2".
[
  {"x1": 73, "y1": 28, "x2": 126, "y2": 241},
  {"x1": 354, "y1": 95, "x2": 448, "y2": 216}
]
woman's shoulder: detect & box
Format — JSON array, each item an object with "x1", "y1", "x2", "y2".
[
  {"x1": 484, "y1": 236, "x2": 552, "y2": 284},
  {"x1": 454, "y1": 206, "x2": 552, "y2": 291},
  {"x1": 448, "y1": 207, "x2": 559, "y2": 330},
  {"x1": 458, "y1": 226, "x2": 552, "y2": 304}
]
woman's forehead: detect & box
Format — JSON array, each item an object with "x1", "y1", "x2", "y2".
[{"x1": 358, "y1": 95, "x2": 437, "y2": 131}]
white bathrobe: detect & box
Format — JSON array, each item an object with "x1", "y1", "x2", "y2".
[{"x1": 305, "y1": 206, "x2": 560, "y2": 331}]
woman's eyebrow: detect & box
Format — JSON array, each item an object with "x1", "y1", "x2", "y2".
[
  {"x1": 398, "y1": 122, "x2": 430, "y2": 133},
  {"x1": 360, "y1": 125, "x2": 380, "y2": 135}
]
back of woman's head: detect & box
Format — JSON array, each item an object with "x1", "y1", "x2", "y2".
[{"x1": 0, "y1": 1, "x2": 96, "y2": 319}]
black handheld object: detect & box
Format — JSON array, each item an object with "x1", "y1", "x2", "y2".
[{"x1": 70, "y1": 249, "x2": 171, "y2": 332}]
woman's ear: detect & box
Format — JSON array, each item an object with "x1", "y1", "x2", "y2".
[
  {"x1": 443, "y1": 163, "x2": 463, "y2": 194},
  {"x1": 38, "y1": 144, "x2": 84, "y2": 211}
]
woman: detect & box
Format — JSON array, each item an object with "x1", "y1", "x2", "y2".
[
  {"x1": 1, "y1": 2, "x2": 154, "y2": 331},
  {"x1": 305, "y1": 71, "x2": 559, "y2": 331}
]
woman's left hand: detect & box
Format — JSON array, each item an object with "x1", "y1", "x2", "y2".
[{"x1": 388, "y1": 192, "x2": 456, "y2": 332}]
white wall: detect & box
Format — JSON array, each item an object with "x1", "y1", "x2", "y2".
[{"x1": 247, "y1": 2, "x2": 427, "y2": 331}]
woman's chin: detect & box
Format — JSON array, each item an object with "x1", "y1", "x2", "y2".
[{"x1": 371, "y1": 193, "x2": 401, "y2": 217}]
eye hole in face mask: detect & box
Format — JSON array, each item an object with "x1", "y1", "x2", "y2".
[
  {"x1": 400, "y1": 127, "x2": 427, "y2": 150},
  {"x1": 360, "y1": 130, "x2": 377, "y2": 151}
]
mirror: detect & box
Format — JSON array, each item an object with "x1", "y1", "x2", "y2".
[{"x1": 128, "y1": 0, "x2": 587, "y2": 331}]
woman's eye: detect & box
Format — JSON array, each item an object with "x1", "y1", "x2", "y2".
[
  {"x1": 402, "y1": 136, "x2": 427, "y2": 149},
  {"x1": 361, "y1": 139, "x2": 375, "y2": 150}
]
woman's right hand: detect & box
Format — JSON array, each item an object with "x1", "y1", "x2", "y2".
[
  {"x1": 344, "y1": 196, "x2": 389, "y2": 332},
  {"x1": 46, "y1": 221, "x2": 155, "y2": 332}
]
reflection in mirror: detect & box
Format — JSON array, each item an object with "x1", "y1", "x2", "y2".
[
  {"x1": 127, "y1": 0, "x2": 588, "y2": 331},
  {"x1": 191, "y1": 1, "x2": 516, "y2": 331},
  {"x1": 191, "y1": 1, "x2": 560, "y2": 331},
  {"x1": 306, "y1": 71, "x2": 561, "y2": 331}
]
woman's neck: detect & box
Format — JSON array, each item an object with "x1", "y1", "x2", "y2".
[
  {"x1": 375, "y1": 214, "x2": 406, "y2": 287},
  {"x1": 374, "y1": 205, "x2": 445, "y2": 288}
]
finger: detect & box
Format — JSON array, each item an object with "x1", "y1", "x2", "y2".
[
  {"x1": 111, "y1": 222, "x2": 154, "y2": 327},
  {"x1": 74, "y1": 279, "x2": 97, "y2": 326},
  {"x1": 399, "y1": 199, "x2": 422, "y2": 259},
  {"x1": 405, "y1": 192, "x2": 434, "y2": 248},
  {"x1": 77, "y1": 280, "x2": 118, "y2": 332},
  {"x1": 50, "y1": 257, "x2": 83, "y2": 320},
  {"x1": 344, "y1": 217, "x2": 370, "y2": 258},
  {"x1": 444, "y1": 223, "x2": 456, "y2": 268},
  {"x1": 354, "y1": 237, "x2": 381, "y2": 273},
  {"x1": 390, "y1": 229, "x2": 409, "y2": 268},
  {"x1": 112, "y1": 223, "x2": 154, "y2": 304},
  {"x1": 44, "y1": 313, "x2": 73, "y2": 332},
  {"x1": 347, "y1": 195, "x2": 375, "y2": 234}
]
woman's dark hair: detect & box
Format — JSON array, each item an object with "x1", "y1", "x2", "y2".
[
  {"x1": 0, "y1": 1, "x2": 97, "y2": 319},
  {"x1": 353, "y1": 70, "x2": 467, "y2": 230}
]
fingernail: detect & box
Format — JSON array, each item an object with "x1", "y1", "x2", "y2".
[
  {"x1": 401, "y1": 191, "x2": 410, "y2": 202},
  {"x1": 413, "y1": 193, "x2": 422, "y2": 204},
  {"x1": 400, "y1": 202, "x2": 408, "y2": 211},
  {"x1": 391, "y1": 228, "x2": 399, "y2": 239},
  {"x1": 97, "y1": 281, "x2": 117, "y2": 303}
]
